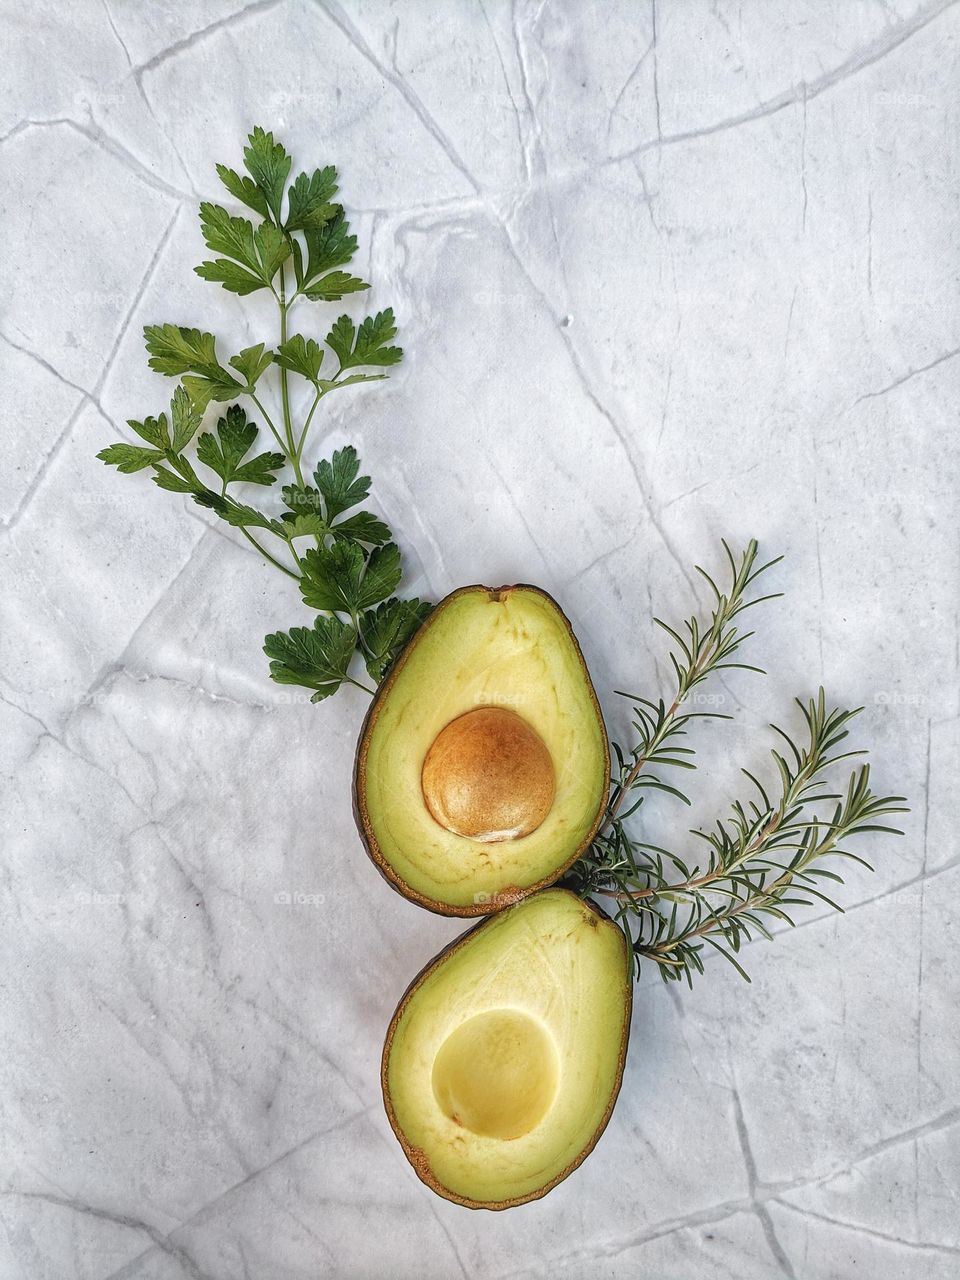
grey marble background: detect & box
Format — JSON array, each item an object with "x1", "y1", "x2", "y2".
[{"x1": 2, "y1": 1, "x2": 958, "y2": 1277}]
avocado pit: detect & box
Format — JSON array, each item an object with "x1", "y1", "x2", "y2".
[{"x1": 421, "y1": 707, "x2": 556, "y2": 842}]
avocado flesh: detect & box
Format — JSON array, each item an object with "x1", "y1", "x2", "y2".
[
  {"x1": 382, "y1": 889, "x2": 632, "y2": 1209},
  {"x1": 355, "y1": 586, "x2": 609, "y2": 914}
]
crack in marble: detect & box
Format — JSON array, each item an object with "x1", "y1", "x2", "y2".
[
  {"x1": 606, "y1": 35, "x2": 656, "y2": 142},
  {"x1": 131, "y1": 0, "x2": 284, "y2": 80},
  {"x1": 496, "y1": 1103, "x2": 960, "y2": 1280},
  {"x1": 100, "y1": 1107, "x2": 373, "y2": 1280},
  {"x1": 851, "y1": 344, "x2": 960, "y2": 408},
  {"x1": 0, "y1": 1190, "x2": 213, "y2": 1280},
  {"x1": 312, "y1": 0, "x2": 480, "y2": 196},
  {"x1": 650, "y1": 0, "x2": 662, "y2": 148},
  {"x1": 494, "y1": 216, "x2": 697, "y2": 595},
  {"x1": 608, "y1": 0, "x2": 960, "y2": 164},
  {"x1": 773, "y1": 1198, "x2": 960, "y2": 1258},
  {"x1": 2, "y1": 206, "x2": 179, "y2": 536},
  {"x1": 732, "y1": 1086, "x2": 798, "y2": 1280},
  {"x1": 0, "y1": 114, "x2": 192, "y2": 204}
]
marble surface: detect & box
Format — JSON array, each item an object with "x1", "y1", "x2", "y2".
[{"x1": 1, "y1": 1, "x2": 959, "y2": 1276}]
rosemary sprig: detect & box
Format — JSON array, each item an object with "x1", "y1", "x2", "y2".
[
  {"x1": 566, "y1": 543, "x2": 907, "y2": 985},
  {"x1": 566, "y1": 539, "x2": 780, "y2": 901}
]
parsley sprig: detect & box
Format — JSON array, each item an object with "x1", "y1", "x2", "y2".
[{"x1": 99, "y1": 127, "x2": 427, "y2": 701}]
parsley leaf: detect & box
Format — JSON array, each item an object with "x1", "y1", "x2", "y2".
[
  {"x1": 215, "y1": 162, "x2": 270, "y2": 219},
  {"x1": 228, "y1": 343, "x2": 274, "y2": 389},
  {"x1": 144, "y1": 324, "x2": 244, "y2": 410},
  {"x1": 275, "y1": 334, "x2": 324, "y2": 384},
  {"x1": 359, "y1": 598, "x2": 432, "y2": 681},
  {"x1": 300, "y1": 541, "x2": 401, "y2": 613},
  {"x1": 243, "y1": 126, "x2": 291, "y2": 224},
  {"x1": 314, "y1": 445, "x2": 370, "y2": 519},
  {"x1": 263, "y1": 615, "x2": 358, "y2": 701},
  {"x1": 302, "y1": 209, "x2": 359, "y2": 281},
  {"x1": 285, "y1": 166, "x2": 338, "y2": 233},
  {"x1": 196, "y1": 204, "x2": 291, "y2": 293},
  {"x1": 326, "y1": 309, "x2": 402, "y2": 372},
  {"x1": 192, "y1": 491, "x2": 284, "y2": 532},
  {"x1": 303, "y1": 271, "x2": 369, "y2": 302},
  {"x1": 97, "y1": 443, "x2": 163, "y2": 473},
  {"x1": 332, "y1": 510, "x2": 391, "y2": 545},
  {"x1": 170, "y1": 385, "x2": 202, "y2": 452},
  {"x1": 196, "y1": 404, "x2": 284, "y2": 487}
]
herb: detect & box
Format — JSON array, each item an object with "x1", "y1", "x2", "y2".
[
  {"x1": 565, "y1": 542, "x2": 907, "y2": 985},
  {"x1": 98, "y1": 127, "x2": 427, "y2": 701}
]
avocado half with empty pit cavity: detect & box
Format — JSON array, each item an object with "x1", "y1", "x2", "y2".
[
  {"x1": 382, "y1": 888, "x2": 633, "y2": 1209},
  {"x1": 353, "y1": 585, "x2": 609, "y2": 915}
]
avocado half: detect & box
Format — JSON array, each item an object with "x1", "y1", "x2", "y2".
[
  {"x1": 353, "y1": 585, "x2": 610, "y2": 916},
  {"x1": 382, "y1": 889, "x2": 633, "y2": 1209}
]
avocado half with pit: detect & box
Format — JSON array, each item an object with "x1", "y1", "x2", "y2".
[
  {"x1": 382, "y1": 888, "x2": 632, "y2": 1209},
  {"x1": 353, "y1": 585, "x2": 609, "y2": 915}
]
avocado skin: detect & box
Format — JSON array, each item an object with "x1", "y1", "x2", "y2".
[
  {"x1": 380, "y1": 889, "x2": 633, "y2": 1209},
  {"x1": 352, "y1": 583, "x2": 611, "y2": 917}
]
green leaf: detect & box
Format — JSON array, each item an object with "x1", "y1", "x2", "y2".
[
  {"x1": 170, "y1": 385, "x2": 201, "y2": 452},
  {"x1": 285, "y1": 166, "x2": 338, "y2": 233},
  {"x1": 144, "y1": 324, "x2": 225, "y2": 379},
  {"x1": 128, "y1": 413, "x2": 170, "y2": 449},
  {"x1": 229, "y1": 343, "x2": 274, "y2": 389},
  {"x1": 282, "y1": 512, "x2": 330, "y2": 540},
  {"x1": 300, "y1": 541, "x2": 400, "y2": 614},
  {"x1": 254, "y1": 220, "x2": 291, "y2": 281},
  {"x1": 192, "y1": 490, "x2": 283, "y2": 532},
  {"x1": 303, "y1": 209, "x2": 359, "y2": 282},
  {"x1": 303, "y1": 271, "x2": 370, "y2": 302},
  {"x1": 198, "y1": 202, "x2": 260, "y2": 272},
  {"x1": 152, "y1": 466, "x2": 197, "y2": 494},
  {"x1": 215, "y1": 163, "x2": 270, "y2": 219},
  {"x1": 196, "y1": 404, "x2": 284, "y2": 487},
  {"x1": 97, "y1": 443, "x2": 164, "y2": 473},
  {"x1": 317, "y1": 373, "x2": 387, "y2": 394},
  {"x1": 353, "y1": 309, "x2": 402, "y2": 368},
  {"x1": 281, "y1": 483, "x2": 323, "y2": 515},
  {"x1": 332, "y1": 510, "x2": 391, "y2": 546},
  {"x1": 326, "y1": 308, "x2": 402, "y2": 371},
  {"x1": 325, "y1": 315, "x2": 356, "y2": 369},
  {"x1": 182, "y1": 371, "x2": 245, "y2": 412},
  {"x1": 195, "y1": 258, "x2": 266, "y2": 296},
  {"x1": 263, "y1": 615, "x2": 358, "y2": 702},
  {"x1": 359, "y1": 598, "x2": 432, "y2": 682},
  {"x1": 358, "y1": 542, "x2": 402, "y2": 609},
  {"x1": 299, "y1": 540, "x2": 365, "y2": 612},
  {"x1": 275, "y1": 334, "x2": 324, "y2": 384},
  {"x1": 280, "y1": 484, "x2": 328, "y2": 538},
  {"x1": 243, "y1": 126, "x2": 291, "y2": 223},
  {"x1": 313, "y1": 445, "x2": 370, "y2": 520}
]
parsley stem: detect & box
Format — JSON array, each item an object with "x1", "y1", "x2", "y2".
[
  {"x1": 238, "y1": 526, "x2": 299, "y2": 579},
  {"x1": 277, "y1": 266, "x2": 304, "y2": 487},
  {"x1": 250, "y1": 393, "x2": 286, "y2": 454},
  {"x1": 295, "y1": 388, "x2": 322, "y2": 459},
  {"x1": 345, "y1": 675, "x2": 376, "y2": 696}
]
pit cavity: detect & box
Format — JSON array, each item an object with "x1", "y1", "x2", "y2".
[{"x1": 431, "y1": 1008, "x2": 559, "y2": 1140}]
